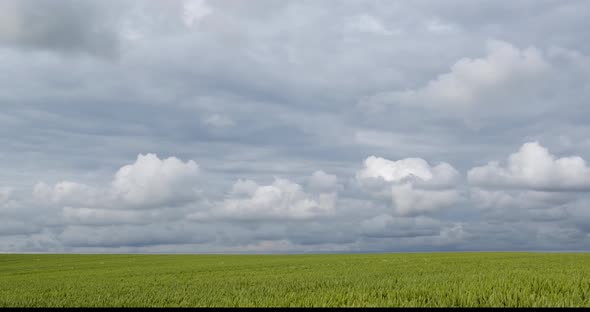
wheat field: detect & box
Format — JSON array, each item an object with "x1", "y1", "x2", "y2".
[{"x1": 1, "y1": 252, "x2": 589, "y2": 307}]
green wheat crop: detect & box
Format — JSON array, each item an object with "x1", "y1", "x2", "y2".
[{"x1": 1, "y1": 252, "x2": 589, "y2": 307}]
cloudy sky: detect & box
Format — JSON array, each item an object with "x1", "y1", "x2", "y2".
[{"x1": 2, "y1": 0, "x2": 590, "y2": 253}]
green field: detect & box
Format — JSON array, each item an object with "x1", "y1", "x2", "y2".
[{"x1": 1, "y1": 252, "x2": 589, "y2": 307}]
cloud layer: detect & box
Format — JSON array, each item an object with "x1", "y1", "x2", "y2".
[{"x1": 2, "y1": 0, "x2": 590, "y2": 252}]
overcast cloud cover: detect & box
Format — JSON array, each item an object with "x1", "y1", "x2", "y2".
[{"x1": 1, "y1": 0, "x2": 590, "y2": 253}]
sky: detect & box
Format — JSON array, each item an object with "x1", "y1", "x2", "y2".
[{"x1": 1, "y1": 0, "x2": 590, "y2": 253}]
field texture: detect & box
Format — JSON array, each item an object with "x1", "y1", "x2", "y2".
[{"x1": 1, "y1": 252, "x2": 589, "y2": 307}]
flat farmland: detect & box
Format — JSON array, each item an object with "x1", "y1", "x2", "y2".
[{"x1": 1, "y1": 252, "x2": 589, "y2": 307}]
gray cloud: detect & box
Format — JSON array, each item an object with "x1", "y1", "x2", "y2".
[
  {"x1": 0, "y1": 0, "x2": 122, "y2": 57},
  {"x1": 2, "y1": 0, "x2": 590, "y2": 252}
]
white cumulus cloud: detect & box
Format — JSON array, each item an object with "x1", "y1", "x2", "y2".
[
  {"x1": 357, "y1": 156, "x2": 461, "y2": 216},
  {"x1": 212, "y1": 176, "x2": 337, "y2": 220},
  {"x1": 33, "y1": 181, "x2": 97, "y2": 206},
  {"x1": 468, "y1": 141, "x2": 590, "y2": 191},
  {"x1": 34, "y1": 153, "x2": 201, "y2": 212},
  {"x1": 361, "y1": 39, "x2": 550, "y2": 112},
  {"x1": 357, "y1": 156, "x2": 459, "y2": 187},
  {"x1": 111, "y1": 153, "x2": 200, "y2": 207}
]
